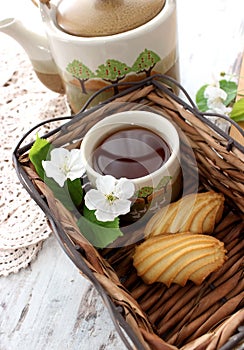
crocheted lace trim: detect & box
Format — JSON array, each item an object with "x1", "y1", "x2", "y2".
[{"x1": 0, "y1": 41, "x2": 70, "y2": 276}]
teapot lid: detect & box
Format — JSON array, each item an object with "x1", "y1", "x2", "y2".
[{"x1": 56, "y1": 0, "x2": 166, "y2": 37}]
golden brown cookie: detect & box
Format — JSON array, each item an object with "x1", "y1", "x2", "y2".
[
  {"x1": 145, "y1": 191, "x2": 225, "y2": 237},
  {"x1": 133, "y1": 232, "x2": 227, "y2": 287}
]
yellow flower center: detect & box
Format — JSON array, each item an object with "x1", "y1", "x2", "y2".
[
  {"x1": 60, "y1": 156, "x2": 70, "y2": 175},
  {"x1": 106, "y1": 193, "x2": 117, "y2": 204}
]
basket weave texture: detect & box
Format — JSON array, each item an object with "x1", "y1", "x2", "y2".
[{"x1": 14, "y1": 76, "x2": 244, "y2": 350}]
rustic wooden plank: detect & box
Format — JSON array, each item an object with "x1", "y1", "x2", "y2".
[{"x1": 0, "y1": 236, "x2": 126, "y2": 350}]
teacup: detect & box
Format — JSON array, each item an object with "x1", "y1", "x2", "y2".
[{"x1": 80, "y1": 110, "x2": 182, "y2": 223}]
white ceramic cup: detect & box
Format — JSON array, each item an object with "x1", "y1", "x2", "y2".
[{"x1": 81, "y1": 110, "x2": 182, "y2": 222}]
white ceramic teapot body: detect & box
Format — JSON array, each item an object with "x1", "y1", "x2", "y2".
[{"x1": 0, "y1": 0, "x2": 179, "y2": 113}]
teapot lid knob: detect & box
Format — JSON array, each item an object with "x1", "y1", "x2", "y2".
[{"x1": 56, "y1": 0, "x2": 166, "y2": 37}]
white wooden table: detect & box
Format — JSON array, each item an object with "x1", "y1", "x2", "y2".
[{"x1": 0, "y1": 1, "x2": 243, "y2": 349}]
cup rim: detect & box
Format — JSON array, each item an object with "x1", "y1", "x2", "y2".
[{"x1": 80, "y1": 110, "x2": 180, "y2": 186}]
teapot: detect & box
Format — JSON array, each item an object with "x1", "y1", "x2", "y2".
[{"x1": 0, "y1": 0, "x2": 179, "y2": 113}]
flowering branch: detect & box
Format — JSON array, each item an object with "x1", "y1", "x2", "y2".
[
  {"x1": 196, "y1": 73, "x2": 244, "y2": 122},
  {"x1": 29, "y1": 138, "x2": 136, "y2": 247}
]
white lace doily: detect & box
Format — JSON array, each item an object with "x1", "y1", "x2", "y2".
[{"x1": 0, "y1": 41, "x2": 70, "y2": 276}]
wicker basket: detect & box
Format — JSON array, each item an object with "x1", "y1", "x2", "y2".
[{"x1": 13, "y1": 75, "x2": 244, "y2": 350}]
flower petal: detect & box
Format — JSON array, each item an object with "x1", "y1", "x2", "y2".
[
  {"x1": 50, "y1": 148, "x2": 70, "y2": 165},
  {"x1": 65, "y1": 149, "x2": 85, "y2": 181},
  {"x1": 111, "y1": 199, "x2": 132, "y2": 216},
  {"x1": 204, "y1": 85, "x2": 226, "y2": 100},
  {"x1": 84, "y1": 189, "x2": 106, "y2": 210},
  {"x1": 96, "y1": 175, "x2": 116, "y2": 194},
  {"x1": 68, "y1": 150, "x2": 85, "y2": 170},
  {"x1": 42, "y1": 160, "x2": 66, "y2": 187},
  {"x1": 115, "y1": 178, "x2": 135, "y2": 199},
  {"x1": 89, "y1": 193, "x2": 118, "y2": 221},
  {"x1": 95, "y1": 209, "x2": 117, "y2": 222},
  {"x1": 206, "y1": 102, "x2": 232, "y2": 115}
]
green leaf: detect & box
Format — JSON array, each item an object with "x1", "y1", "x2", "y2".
[
  {"x1": 195, "y1": 84, "x2": 209, "y2": 112},
  {"x1": 43, "y1": 178, "x2": 83, "y2": 211},
  {"x1": 219, "y1": 80, "x2": 237, "y2": 106},
  {"x1": 29, "y1": 136, "x2": 83, "y2": 211},
  {"x1": 43, "y1": 177, "x2": 83, "y2": 211},
  {"x1": 230, "y1": 98, "x2": 244, "y2": 122},
  {"x1": 77, "y1": 206, "x2": 123, "y2": 248},
  {"x1": 29, "y1": 135, "x2": 52, "y2": 179},
  {"x1": 67, "y1": 178, "x2": 83, "y2": 207},
  {"x1": 40, "y1": 169, "x2": 83, "y2": 211}
]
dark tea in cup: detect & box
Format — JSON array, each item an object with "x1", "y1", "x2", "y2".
[{"x1": 92, "y1": 127, "x2": 171, "y2": 179}]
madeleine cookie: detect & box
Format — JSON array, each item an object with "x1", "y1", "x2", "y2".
[
  {"x1": 145, "y1": 191, "x2": 225, "y2": 237},
  {"x1": 133, "y1": 232, "x2": 227, "y2": 287}
]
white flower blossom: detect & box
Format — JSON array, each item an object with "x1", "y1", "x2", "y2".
[
  {"x1": 204, "y1": 84, "x2": 232, "y2": 115},
  {"x1": 42, "y1": 148, "x2": 85, "y2": 187},
  {"x1": 84, "y1": 175, "x2": 135, "y2": 222}
]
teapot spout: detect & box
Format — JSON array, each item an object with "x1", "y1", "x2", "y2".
[{"x1": 0, "y1": 17, "x2": 64, "y2": 93}]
